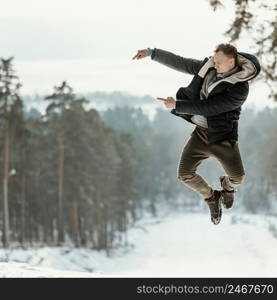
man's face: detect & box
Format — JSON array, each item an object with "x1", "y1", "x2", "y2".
[{"x1": 213, "y1": 51, "x2": 235, "y2": 74}]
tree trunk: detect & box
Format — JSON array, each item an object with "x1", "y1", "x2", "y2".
[
  {"x1": 2, "y1": 96, "x2": 10, "y2": 248},
  {"x1": 20, "y1": 173, "x2": 26, "y2": 246},
  {"x1": 58, "y1": 135, "x2": 65, "y2": 245},
  {"x1": 71, "y1": 200, "x2": 80, "y2": 247}
]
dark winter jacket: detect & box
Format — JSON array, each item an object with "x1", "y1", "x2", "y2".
[{"x1": 150, "y1": 48, "x2": 261, "y2": 144}]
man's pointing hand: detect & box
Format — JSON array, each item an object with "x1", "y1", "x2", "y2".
[
  {"x1": 156, "y1": 97, "x2": 176, "y2": 109},
  {"x1": 132, "y1": 49, "x2": 148, "y2": 60}
]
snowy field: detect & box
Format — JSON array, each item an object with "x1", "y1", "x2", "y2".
[{"x1": 1, "y1": 211, "x2": 277, "y2": 278}]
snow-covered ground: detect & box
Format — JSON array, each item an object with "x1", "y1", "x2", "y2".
[{"x1": 1, "y1": 211, "x2": 277, "y2": 277}]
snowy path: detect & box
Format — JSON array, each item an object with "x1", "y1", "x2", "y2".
[
  {"x1": 104, "y1": 213, "x2": 277, "y2": 277},
  {"x1": 0, "y1": 262, "x2": 104, "y2": 277},
  {"x1": 1, "y1": 212, "x2": 277, "y2": 277}
]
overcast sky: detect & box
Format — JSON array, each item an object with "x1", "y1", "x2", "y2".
[{"x1": 1, "y1": 0, "x2": 276, "y2": 110}]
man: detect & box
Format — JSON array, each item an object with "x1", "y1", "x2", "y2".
[{"x1": 132, "y1": 43, "x2": 261, "y2": 225}]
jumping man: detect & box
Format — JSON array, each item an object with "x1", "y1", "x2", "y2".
[{"x1": 132, "y1": 43, "x2": 261, "y2": 225}]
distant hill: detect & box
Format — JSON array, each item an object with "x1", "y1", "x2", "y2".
[{"x1": 22, "y1": 90, "x2": 160, "y2": 119}]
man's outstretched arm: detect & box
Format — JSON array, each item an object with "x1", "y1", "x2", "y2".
[{"x1": 147, "y1": 48, "x2": 203, "y2": 75}]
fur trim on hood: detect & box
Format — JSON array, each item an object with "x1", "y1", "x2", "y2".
[{"x1": 197, "y1": 52, "x2": 261, "y2": 92}]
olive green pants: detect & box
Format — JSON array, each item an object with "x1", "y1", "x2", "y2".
[{"x1": 177, "y1": 125, "x2": 245, "y2": 199}]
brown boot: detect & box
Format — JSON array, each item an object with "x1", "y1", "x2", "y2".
[
  {"x1": 204, "y1": 190, "x2": 223, "y2": 225},
  {"x1": 219, "y1": 176, "x2": 236, "y2": 209}
]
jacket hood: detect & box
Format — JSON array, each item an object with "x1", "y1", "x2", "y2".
[{"x1": 198, "y1": 51, "x2": 261, "y2": 84}]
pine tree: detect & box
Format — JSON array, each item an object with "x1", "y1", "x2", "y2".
[
  {"x1": 44, "y1": 81, "x2": 76, "y2": 245},
  {"x1": 0, "y1": 57, "x2": 22, "y2": 247}
]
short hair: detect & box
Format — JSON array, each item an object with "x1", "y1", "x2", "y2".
[{"x1": 214, "y1": 43, "x2": 238, "y2": 66}]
